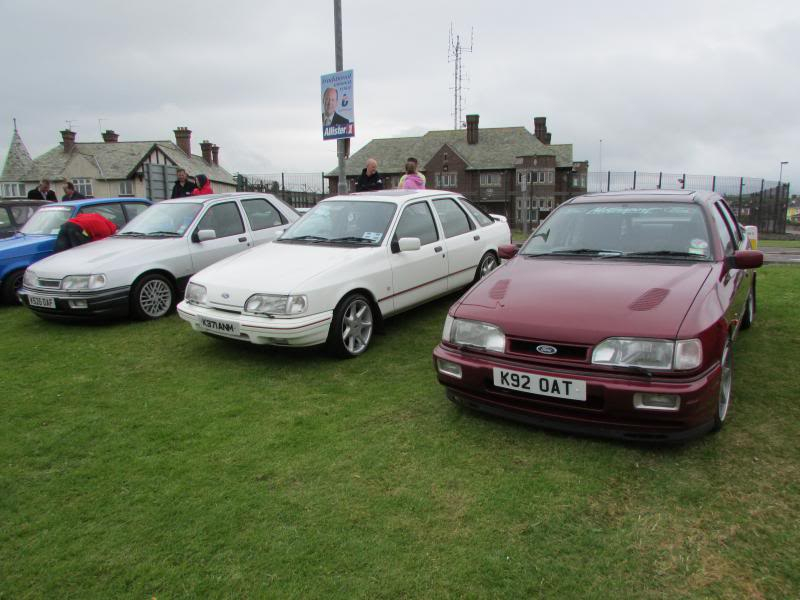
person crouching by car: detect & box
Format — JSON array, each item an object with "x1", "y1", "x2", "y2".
[
  {"x1": 55, "y1": 213, "x2": 117, "y2": 252},
  {"x1": 191, "y1": 174, "x2": 213, "y2": 196}
]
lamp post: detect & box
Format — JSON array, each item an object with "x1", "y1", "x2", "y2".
[{"x1": 779, "y1": 161, "x2": 788, "y2": 184}]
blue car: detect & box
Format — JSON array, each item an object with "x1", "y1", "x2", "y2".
[{"x1": 0, "y1": 197, "x2": 151, "y2": 303}]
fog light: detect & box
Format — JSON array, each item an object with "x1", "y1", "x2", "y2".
[
  {"x1": 633, "y1": 393, "x2": 680, "y2": 411},
  {"x1": 68, "y1": 299, "x2": 88, "y2": 309},
  {"x1": 437, "y1": 358, "x2": 462, "y2": 379}
]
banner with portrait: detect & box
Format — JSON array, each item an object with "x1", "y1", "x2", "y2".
[{"x1": 321, "y1": 70, "x2": 355, "y2": 140}]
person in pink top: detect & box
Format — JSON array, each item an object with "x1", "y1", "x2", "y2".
[{"x1": 400, "y1": 161, "x2": 425, "y2": 189}]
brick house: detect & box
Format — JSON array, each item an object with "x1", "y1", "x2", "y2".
[
  {"x1": 1, "y1": 125, "x2": 235, "y2": 200},
  {"x1": 325, "y1": 115, "x2": 588, "y2": 225}
]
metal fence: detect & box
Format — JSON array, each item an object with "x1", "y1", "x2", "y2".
[
  {"x1": 588, "y1": 171, "x2": 791, "y2": 234},
  {"x1": 236, "y1": 173, "x2": 326, "y2": 209}
]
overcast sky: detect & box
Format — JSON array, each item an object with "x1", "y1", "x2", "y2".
[{"x1": 1, "y1": 0, "x2": 798, "y2": 189}]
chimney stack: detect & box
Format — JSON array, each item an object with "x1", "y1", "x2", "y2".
[
  {"x1": 102, "y1": 129, "x2": 119, "y2": 143},
  {"x1": 61, "y1": 129, "x2": 76, "y2": 153},
  {"x1": 211, "y1": 144, "x2": 219, "y2": 166},
  {"x1": 534, "y1": 117, "x2": 549, "y2": 144},
  {"x1": 466, "y1": 114, "x2": 479, "y2": 145},
  {"x1": 200, "y1": 140, "x2": 213, "y2": 164},
  {"x1": 174, "y1": 126, "x2": 192, "y2": 156}
]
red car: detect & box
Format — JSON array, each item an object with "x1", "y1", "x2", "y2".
[{"x1": 433, "y1": 190, "x2": 763, "y2": 442}]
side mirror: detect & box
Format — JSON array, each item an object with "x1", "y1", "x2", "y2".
[
  {"x1": 197, "y1": 229, "x2": 216, "y2": 242},
  {"x1": 498, "y1": 244, "x2": 519, "y2": 260},
  {"x1": 728, "y1": 249, "x2": 763, "y2": 270},
  {"x1": 397, "y1": 237, "x2": 421, "y2": 252}
]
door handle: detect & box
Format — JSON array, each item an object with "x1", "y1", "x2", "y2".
[
  {"x1": 238, "y1": 237, "x2": 247, "y2": 243},
  {"x1": 473, "y1": 235, "x2": 480, "y2": 241},
  {"x1": 434, "y1": 246, "x2": 443, "y2": 253}
]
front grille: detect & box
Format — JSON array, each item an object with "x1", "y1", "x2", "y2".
[
  {"x1": 36, "y1": 278, "x2": 61, "y2": 288},
  {"x1": 508, "y1": 339, "x2": 589, "y2": 362}
]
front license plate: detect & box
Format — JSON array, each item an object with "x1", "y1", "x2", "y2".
[
  {"x1": 28, "y1": 295, "x2": 56, "y2": 309},
  {"x1": 493, "y1": 367, "x2": 586, "y2": 401},
  {"x1": 199, "y1": 316, "x2": 240, "y2": 336}
]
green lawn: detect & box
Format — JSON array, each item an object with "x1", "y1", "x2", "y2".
[{"x1": 2, "y1": 266, "x2": 799, "y2": 598}]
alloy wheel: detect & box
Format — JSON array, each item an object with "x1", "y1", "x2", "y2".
[
  {"x1": 479, "y1": 254, "x2": 498, "y2": 278},
  {"x1": 718, "y1": 342, "x2": 732, "y2": 422},
  {"x1": 341, "y1": 299, "x2": 373, "y2": 355},
  {"x1": 139, "y1": 279, "x2": 172, "y2": 318}
]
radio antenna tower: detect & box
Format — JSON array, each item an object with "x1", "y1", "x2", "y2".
[{"x1": 448, "y1": 24, "x2": 473, "y2": 130}]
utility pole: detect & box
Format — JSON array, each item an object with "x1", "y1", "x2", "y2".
[{"x1": 334, "y1": 0, "x2": 347, "y2": 195}]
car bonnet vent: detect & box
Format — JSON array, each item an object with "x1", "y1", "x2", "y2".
[
  {"x1": 629, "y1": 288, "x2": 669, "y2": 311},
  {"x1": 489, "y1": 279, "x2": 510, "y2": 300}
]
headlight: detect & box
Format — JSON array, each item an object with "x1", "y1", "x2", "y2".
[
  {"x1": 62, "y1": 274, "x2": 107, "y2": 290},
  {"x1": 244, "y1": 294, "x2": 307, "y2": 316},
  {"x1": 592, "y1": 337, "x2": 702, "y2": 371},
  {"x1": 23, "y1": 270, "x2": 36, "y2": 287},
  {"x1": 185, "y1": 282, "x2": 207, "y2": 305},
  {"x1": 446, "y1": 318, "x2": 506, "y2": 353}
]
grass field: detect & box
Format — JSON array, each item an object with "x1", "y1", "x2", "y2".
[
  {"x1": 757, "y1": 239, "x2": 800, "y2": 248},
  {"x1": 2, "y1": 266, "x2": 799, "y2": 598}
]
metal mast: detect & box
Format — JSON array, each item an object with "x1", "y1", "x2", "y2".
[{"x1": 448, "y1": 25, "x2": 473, "y2": 129}]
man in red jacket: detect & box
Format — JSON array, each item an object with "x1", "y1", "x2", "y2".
[{"x1": 55, "y1": 212, "x2": 118, "y2": 252}]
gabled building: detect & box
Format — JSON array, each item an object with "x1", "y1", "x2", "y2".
[
  {"x1": 1, "y1": 125, "x2": 235, "y2": 200},
  {"x1": 326, "y1": 115, "x2": 588, "y2": 225}
]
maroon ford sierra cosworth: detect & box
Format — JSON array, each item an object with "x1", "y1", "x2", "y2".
[{"x1": 433, "y1": 190, "x2": 763, "y2": 442}]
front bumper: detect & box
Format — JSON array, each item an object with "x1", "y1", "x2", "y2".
[
  {"x1": 433, "y1": 344, "x2": 720, "y2": 442},
  {"x1": 18, "y1": 285, "x2": 131, "y2": 319},
  {"x1": 177, "y1": 300, "x2": 333, "y2": 347}
]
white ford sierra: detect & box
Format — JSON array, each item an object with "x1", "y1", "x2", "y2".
[{"x1": 177, "y1": 190, "x2": 511, "y2": 357}]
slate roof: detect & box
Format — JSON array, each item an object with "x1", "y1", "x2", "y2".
[
  {"x1": 1, "y1": 129, "x2": 34, "y2": 180},
  {"x1": 1, "y1": 135, "x2": 234, "y2": 185},
  {"x1": 327, "y1": 126, "x2": 574, "y2": 177}
]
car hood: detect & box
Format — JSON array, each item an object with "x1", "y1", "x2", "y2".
[
  {"x1": 0, "y1": 234, "x2": 56, "y2": 260},
  {"x1": 193, "y1": 241, "x2": 379, "y2": 296},
  {"x1": 456, "y1": 257, "x2": 713, "y2": 344},
  {"x1": 27, "y1": 236, "x2": 183, "y2": 277}
]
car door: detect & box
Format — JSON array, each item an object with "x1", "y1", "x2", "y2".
[
  {"x1": 189, "y1": 201, "x2": 252, "y2": 272},
  {"x1": 240, "y1": 197, "x2": 288, "y2": 246},
  {"x1": 431, "y1": 197, "x2": 480, "y2": 289},
  {"x1": 388, "y1": 200, "x2": 448, "y2": 312}
]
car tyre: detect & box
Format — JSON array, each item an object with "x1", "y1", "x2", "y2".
[
  {"x1": 739, "y1": 283, "x2": 756, "y2": 330},
  {"x1": 712, "y1": 339, "x2": 733, "y2": 432},
  {"x1": 131, "y1": 274, "x2": 174, "y2": 320},
  {"x1": 1, "y1": 269, "x2": 24, "y2": 304},
  {"x1": 327, "y1": 292, "x2": 374, "y2": 358},
  {"x1": 475, "y1": 251, "x2": 498, "y2": 282}
]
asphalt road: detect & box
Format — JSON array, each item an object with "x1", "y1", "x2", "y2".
[{"x1": 760, "y1": 246, "x2": 800, "y2": 264}]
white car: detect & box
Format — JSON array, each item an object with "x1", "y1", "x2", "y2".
[
  {"x1": 18, "y1": 193, "x2": 300, "y2": 320},
  {"x1": 177, "y1": 190, "x2": 512, "y2": 357}
]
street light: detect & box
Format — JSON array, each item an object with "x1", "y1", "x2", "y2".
[{"x1": 779, "y1": 160, "x2": 788, "y2": 183}]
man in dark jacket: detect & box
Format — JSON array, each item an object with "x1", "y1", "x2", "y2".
[
  {"x1": 27, "y1": 179, "x2": 57, "y2": 201},
  {"x1": 355, "y1": 159, "x2": 384, "y2": 192},
  {"x1": 61, "y1": 182, "x2": 86, "y2": 201},
  {"x1": 171, "y1": 169, "x2": 197, "y2": 198}
]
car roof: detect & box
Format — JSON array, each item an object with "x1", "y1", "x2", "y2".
[
  {"x1": 0, "y1": 198, "x2": 49, "y2": 207},
  {"x1": 53, "y1": 197, "x2": 152, "y2": 208},
  {"x1": 321, "y1": 189, "x2": 461, "y2": 206},
  {"x1": 569, "y1": 189, "x2": 719, "y2": 206},
  {"x1": 157, "y1": 192, "x2": 282, "y2": 205}
]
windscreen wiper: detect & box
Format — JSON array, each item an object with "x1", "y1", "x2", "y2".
[
  {"x1": 327, "y1": 236, "x2": 375, "y2": 244},
  {"x1": 524, "y1": 248, "x2": 622, "y2": 257},
  {"x1": 146, "y1": 231, "x2": 181, "y2": 237},
  {"x1": 621, "y1": 250, "x2": 706, "y2": 259},
  {"x1": 116, "y1": 231, "x2": 145, "y2": 237},
  {"x1": 279, "y1": 235, "x2": 329, "y2": 243}
]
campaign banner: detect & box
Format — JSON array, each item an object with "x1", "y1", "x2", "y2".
[{"x1": 321, "y1": 69, "x2": 355, "y2": 140}]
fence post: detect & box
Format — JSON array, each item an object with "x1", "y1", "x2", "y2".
[
  {"x1": 758, "y1": 179, "x2": 765, "y2": 231},
  {"x1": 737, "y1": 177, "x2": 744, "y2": 219},
  {"x1": 607, "y1": 171, "x2": 611, "y2": 192},
  {"x1": 321, "y1": 172, "x2": 325, "y2": 199},
  {"x1": 712, "y1": 175, "x2": 716, "y2": 192},
  {"x1": 681, "y1": 174, "x2": 686, "y2": 190},
  {"x1": 632, "y1": 170, "x2": 637, "y2": 190},
  {"x1": 658, "y1": 172, "x2": 662, "y2": 189}
]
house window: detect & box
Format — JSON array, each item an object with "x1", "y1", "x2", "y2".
[
  {"x1": 436, "y1": 173, "x2": 457, "y2": 188},
  {"x1": 1, "y1": 182, "x2": 25, "y2": 197},
  {"x1": 73, "y1": 178, "x2": 93, "y2": 197},
  {"x1": 517, "y1": 172, "x2": 523, "y2": 185},
  {"x1": 443, "y1": 152, "x2": 448, "y2": 161},
  {"x1": 119, "y1": 180, "x2": 134, "y2": 196},
  {"x1": 479, "y1": 172, "x2": 501, "y2": 187},
  {"x1": 547, "y1": 171, "x2": 553, "y2": 184}
]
